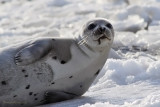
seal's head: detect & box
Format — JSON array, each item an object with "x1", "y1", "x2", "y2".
[{"x1": 79, "y1": 18, "x2": 114, "y2": 48}]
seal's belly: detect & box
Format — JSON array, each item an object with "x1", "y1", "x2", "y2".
[{"x1": 45, "y1": 45, "x2": 107, "y2": 95}]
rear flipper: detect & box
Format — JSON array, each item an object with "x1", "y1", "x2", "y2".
[{"x1": 44, "y1": 91, "x2": 78, "y2": 104}]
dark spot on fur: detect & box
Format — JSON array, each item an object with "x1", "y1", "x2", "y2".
[
  {"x1": 61, "y1": 60, "x2": 66, "y2": 64},
  {"x1": 13, "y1": 95, "x2": 17, "y2": 97},
  {"x1": 18, "y1": 60, "x2": 22, "y2": 62},
  {"x1": 34, "y1": 93, "x2": 37, "y2": 96},
  {"x1": 37, "y1": 73, "x2": 43, "y2": 75},
  {"x1": 25, "y1": 85, "x2": 30, "y2": 89},
  {"x1": 95, "y1": 69, "x2": 100, "y2": 75},
  {"x1": 52, "y1": 56, "x2": 57, "y2": 60},
  {"x1": 52, "y1": 39, "x2": 55, "y2": 41},
  {"x1": 80, "y1": 85, "x2": 83, "y2": 88},
  {"x1": 51, "y1": 82, "x2": 55, "y2": 84},
  {"x1": 22, "y1": 69, "x2": 26, "y2": 73},
  {"x1": 35, "y1": 98, "x2": 38, "y2": 100},
  {"x1": 69, "y1": 76, "x2": 73, "y2": 78},
  {"x1": 29, "y1": 92, "x2": 33, "y2": 95},
  {"x1": 25, "y1": 75, "x2": 28, "y2": 77},
  {"x1": 1, "y1": 81, "x2": 7, "y2": 85}
]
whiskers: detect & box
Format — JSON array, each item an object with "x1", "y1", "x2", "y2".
[{"x1": 78, "y1": 35, "x2": 89, "y2": 45}]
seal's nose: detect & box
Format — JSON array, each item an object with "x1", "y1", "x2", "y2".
[{"x1": 97, "y1": 26, "x2": 105, "y2": 34}]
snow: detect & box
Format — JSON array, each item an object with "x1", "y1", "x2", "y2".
[{"x1": 0, "y1": 0, "x2": 160, "y2": 107}]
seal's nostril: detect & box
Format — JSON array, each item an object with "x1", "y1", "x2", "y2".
[
  {"x1": 102, "y1": 27, "x2": 105, "y2": 32},
  {"x1": 99, "y1": 27, "x2": 102, "y2": 32}
]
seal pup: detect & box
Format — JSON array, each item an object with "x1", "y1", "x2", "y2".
[{"x1": 0, "y1": 18, "x2": 114, "y2": 107}]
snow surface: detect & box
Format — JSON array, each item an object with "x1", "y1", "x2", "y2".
[{"x1": 0, "y1": 0, "x2": 160, "y2": 107}]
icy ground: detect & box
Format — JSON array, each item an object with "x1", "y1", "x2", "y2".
[{"x1": 0, "y1": 0, "x2": 160, "y2": 107}]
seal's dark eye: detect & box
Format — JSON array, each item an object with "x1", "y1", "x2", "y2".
[
  {"x1": 106, "y1": 23, "x2": 112, "y2": 29},
  {"x1": 88, "y1": 23, "x2": 96, "y2": 30}
]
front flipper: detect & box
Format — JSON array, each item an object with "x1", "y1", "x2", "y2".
[
  {"x1": 44, "y1": 91, "x2": 78, "y2": 104},
  {"x1": 14, "y1": 39, "x2": 53, "y2": 66}
]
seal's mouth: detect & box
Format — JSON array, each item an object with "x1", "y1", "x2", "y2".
[
  {"x1": 94, "y1": 34, "x2": 111, "y2": 45},
  {"x1": 99, "y1": 34, "x2": 111, "y2": 40}
]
